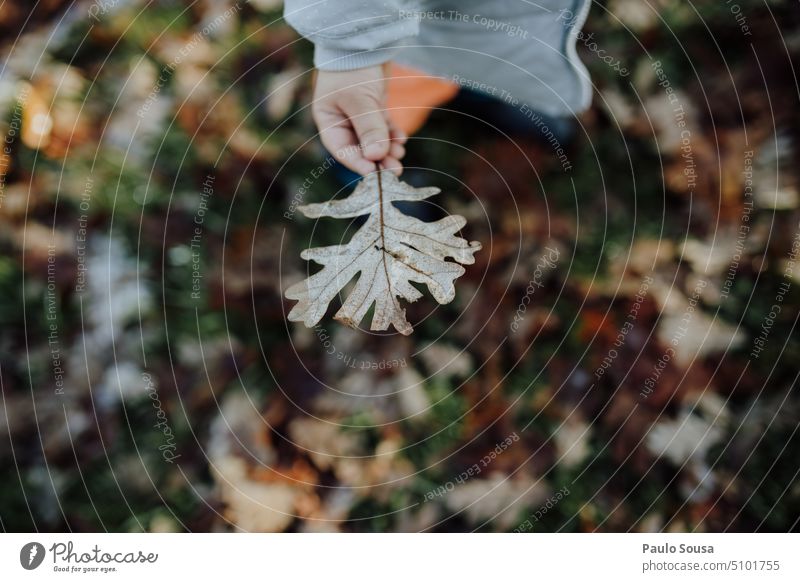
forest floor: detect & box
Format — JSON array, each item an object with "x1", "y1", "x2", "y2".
[{"x1": 0, "y1": 0, "x2": 798, "y2": 532}]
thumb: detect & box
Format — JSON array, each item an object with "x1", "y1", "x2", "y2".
[{"x1": 343, "y1": 98, "x2": 390, "y2": 161}]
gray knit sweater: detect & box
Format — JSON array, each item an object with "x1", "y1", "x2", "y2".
[{"x1": 284, "y1": 0, "x2": 592, "y2": 117}]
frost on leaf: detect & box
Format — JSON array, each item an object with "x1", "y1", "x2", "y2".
[{"x1": 285, "y1": 170, "x2": 482, "y2": 335}]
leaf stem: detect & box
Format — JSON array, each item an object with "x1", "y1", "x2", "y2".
[{"x1": 376, "y1": 163, "x2": 400, "y2": 317}]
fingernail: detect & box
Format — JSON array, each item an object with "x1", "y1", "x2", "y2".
[
  {"x1": 357, "y1": 161, "x2": 376, "y2": 175},
  {"x1": 363, "y1": 143, "x2": 387, "y2": 160}
]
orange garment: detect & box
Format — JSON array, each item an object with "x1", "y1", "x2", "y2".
[{"x1": 385, "y1": 63, "x2": 460, "y2": 136}]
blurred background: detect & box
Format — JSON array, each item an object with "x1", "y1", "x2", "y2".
[{"x1": 1, "y1": 0, "x2": 799, "y2": 532}]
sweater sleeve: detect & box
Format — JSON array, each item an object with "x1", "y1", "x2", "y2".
[{"x1": 283, "y1": 0, "x2": 420, "y2": 70}]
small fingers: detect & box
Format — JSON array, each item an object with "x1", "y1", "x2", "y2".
[
  {"x1": 389, "y1": 141, "x2": 405, "y2": 161},
  {"x1": 314, "y1": 107, "x2": 375, "y2": 175},
  {"x1": 379, "y1": 156, "x2": 403, "y2": 176},
  {"x1": 320, "y1": 126, "x2": 375, "y2": 175},
  {"x1": 314, "y1": 95, "x2": 408, "y2": 176},
  {"x1": 344, "y1": 106, "x2": 391, "y2": 161},
  {"x1": 389, "y1": 124, "x2": 408, "y2": 145},
  {"x1": 338, "y1": 143, "x2": 379, "y2": 175}
]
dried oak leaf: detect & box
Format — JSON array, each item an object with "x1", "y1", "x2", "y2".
[{"x1": 286, "y1": 170, "x2": 481, "y2": 335}]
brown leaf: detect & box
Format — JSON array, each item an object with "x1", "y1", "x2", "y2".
[{"x1": 286, "y1": 170, "x2": 481, "y2": 334}]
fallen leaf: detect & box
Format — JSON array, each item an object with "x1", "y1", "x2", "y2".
[
  {"x1": 646, "y1": 392, "x2": 729, "y2": 465},
  {"x1": 287, "y1": 417, "x2": 363, "y2": 471},
  {"x1": 394, "y1": 367, "x2": 431, "y2": 420},
  {"x1": 552, "y1": 419, "x2": 592, "y2": 469},
  {"x1": 248, "y1": 0, "x2": 283, "y2": 11},
  {"x1": 599, "y1": 87, "x2": 637, "y2": 130},
  {"x1": 753, "y1": 132, "x2": 798, "y2": 210},
  {"x1": 642, "y1": 90, "x2": 698, "y2": 153},
  {"x1": 443, "y1": 473, "x2": 548, "y2": 530},
  {"x1": 20, "y1": 81, "x2": 53, "y2": 149},
  {"x1": 213, "y1": 456, "x2": 299, "y2": 532},
  {"x1": 681, "y1": 233, "x2": 741, "y2": 277},
  {"x1": 286, "y1": 170, "x2": 481, "y2": 335},
  {"x1": 646, "y1": 392, "x2": 730, "y2": 503},
  {"x1": 419, "y1": 343, "x2": 473, "y2": 380},
  {"x1": 265, "y1": 67, "x2": 303, "y2": 121},
  {"x1": 608, "y1": 0, "x2": 660, "y2": 32},
  {"x1": 657, "y1": 310, "x2": 746, "y2": 366}
]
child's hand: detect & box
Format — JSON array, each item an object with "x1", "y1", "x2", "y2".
[{"x1": 312, "y1": 65, "x2": 407, "y2": 176}]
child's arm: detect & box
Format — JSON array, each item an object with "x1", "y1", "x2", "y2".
[{"x1": 284, "y1": 0, "x2": 418, "y2": 175}]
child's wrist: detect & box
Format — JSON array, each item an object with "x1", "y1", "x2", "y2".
[{"x1": 314, "y1": 45, "x2": 397, "y2": 71}]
